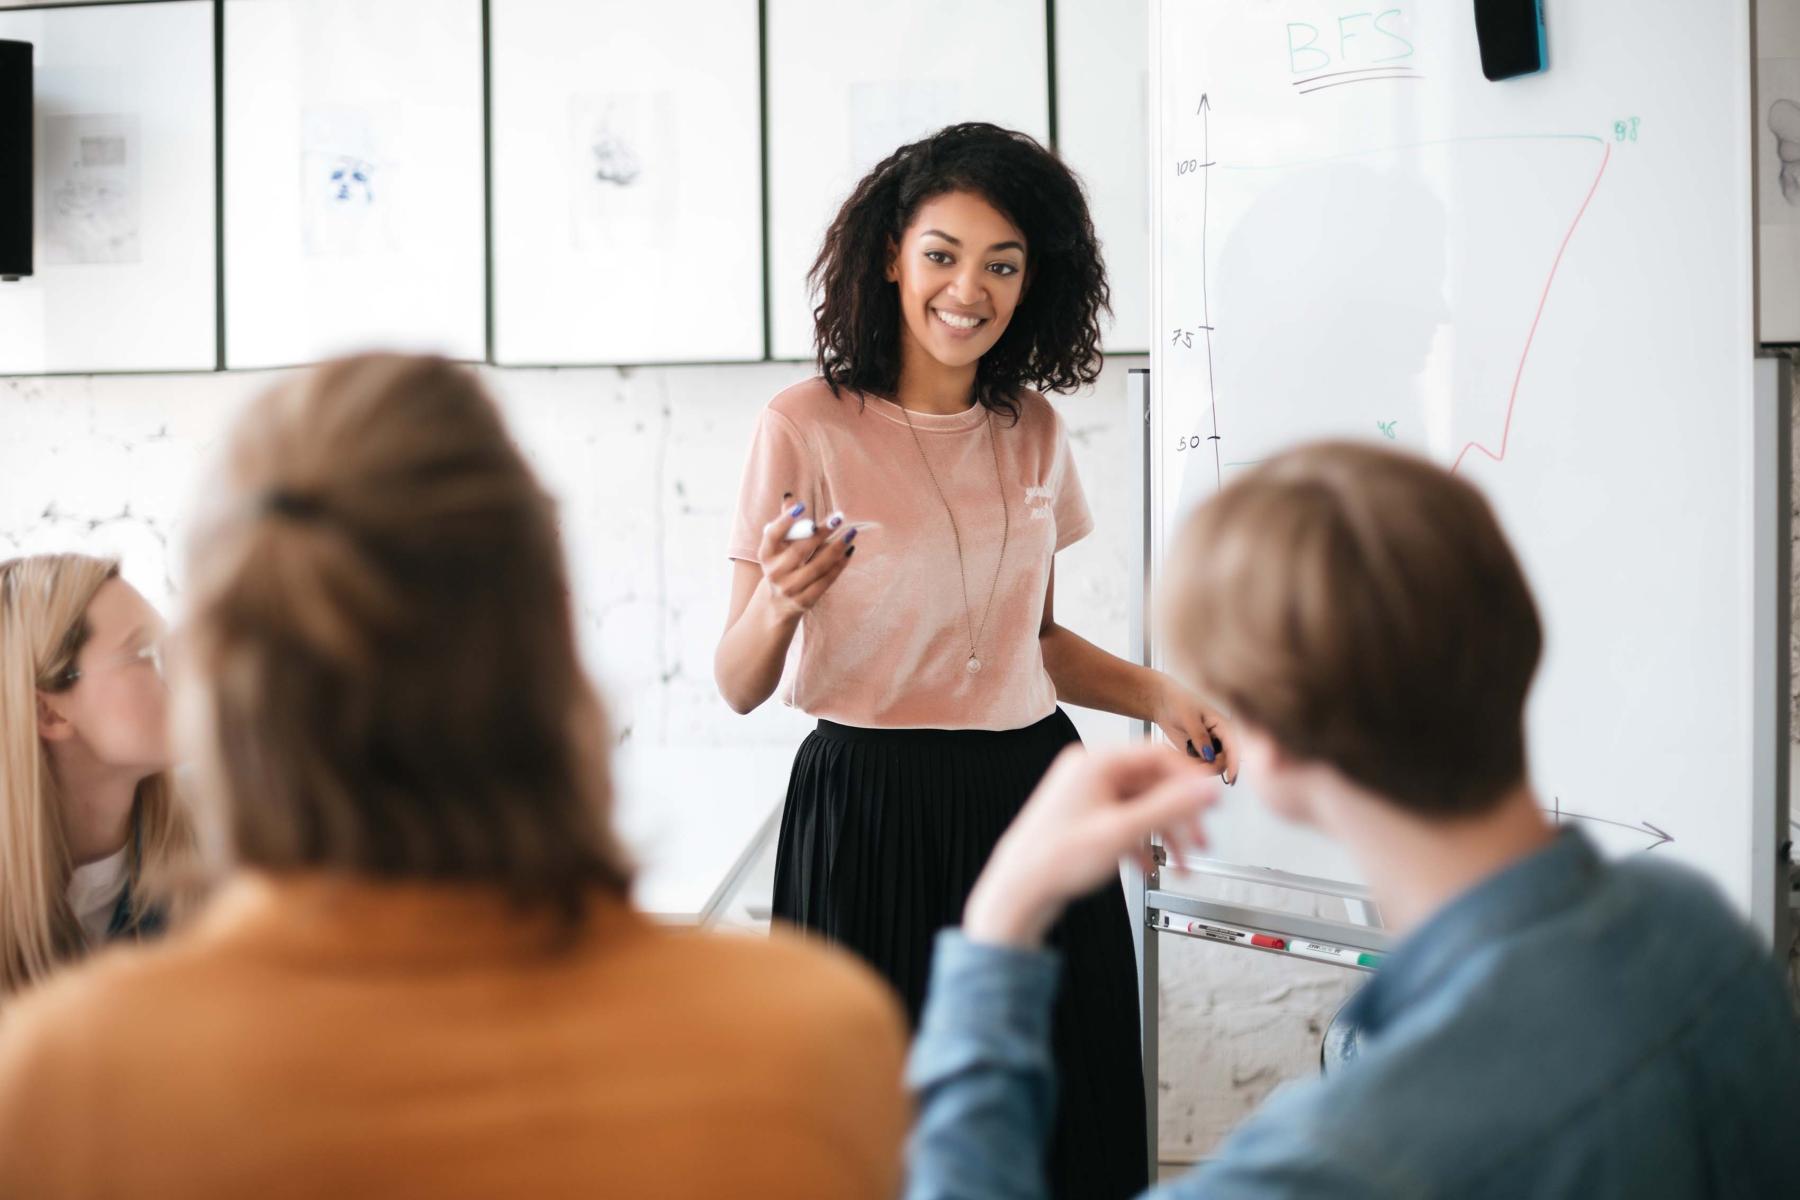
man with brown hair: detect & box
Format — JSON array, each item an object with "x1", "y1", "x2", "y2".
[{"x1": 904, "y1": 442, "x2": 1800, "y2": 1198}]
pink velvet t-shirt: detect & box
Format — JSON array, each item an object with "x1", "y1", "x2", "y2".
[{"x1": 728, "y1": 378, "x2": 1094, "y2": 731}]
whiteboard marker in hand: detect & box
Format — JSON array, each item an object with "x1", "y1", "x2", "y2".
[
  {"x1": 784, "y1": 510, "x2": 841, "y2": 541},
  {"x1": 786, "y1": 512, "x2": 879, "y2": 542}
]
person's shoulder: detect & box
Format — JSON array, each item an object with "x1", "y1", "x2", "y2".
[
  {"x1": 1603, "y1": 853, "x2": 1784, "y2": 1004},
  {"x1": 1009, "y1": 389, "x2": 1082, "y2": 456},
  {"x1": 0, "y1": 934, "x2": 220, "y2": 1091},
  {"x1": 1611, "y1": 850, "x2": 1743, "y2": 926},
  {"x1": 643, "y1": 923, "x2": 903, "y2": 1042},
  {"x1": 767, "y1": 376, "x2": 856, "y2": 428},
  {"x1": 1010, "y1": 387, "x2": 1062, "y2": 428},
  {"x1": 1192, "y1": 1074, "x2": 1412, "y2": 1198},
  {"x1": 626, "y1": 923, "x2": 906, "y2": 1090}
]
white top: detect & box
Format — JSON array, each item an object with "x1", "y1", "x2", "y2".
[{"x1": 67, "y1": 844, "x2": 130, "y2": 947}]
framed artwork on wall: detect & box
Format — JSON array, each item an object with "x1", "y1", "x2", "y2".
[
  {"x1": 0, "y1": 0, "x2": 216, "y2": 375},
  {"x1": 489, "y1": 0, "x2": 763, "y2": 365},
  {"x1": 1056, "y1": 0, "x2": 1150, "y2": 353},
  {"x1": 222, "y1": 0, "x2": 486, "y2": 369},
  {"x1": 765, "y1": 0, "x2": 1050, "y2": 361}
]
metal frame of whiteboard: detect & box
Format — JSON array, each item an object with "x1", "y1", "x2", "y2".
[
  {"x1": 1124, "y1": 368, "x2": 1156, "y2": 1177},
  {"x1": 1130, "y1": 367, "x2": 1388, "y2": 1179},
  {"x1": 1752, "y1": 353, "x2": 1793, "y2": 950}
]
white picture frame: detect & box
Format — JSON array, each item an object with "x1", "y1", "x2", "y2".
[
  {"x1": 1758, "y1": 1, "x2": 1800, "y2": 343},
  {"x1": 222, "y1": 0, "x2": 486, "y2": 369},
  {"x1": 765, "y1": 0, "x2": 1050, "y2": 361},
  {"x1": 489, "y1": 0, "x2": 763, "y2": 366},
  {"x1": 0, "y1": 1, "x2": 217, "y2": 375},
  {"x1": 1056, "y1": 0, "x2": 1150, "y2": 353}
]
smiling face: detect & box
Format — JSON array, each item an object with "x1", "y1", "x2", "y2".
[{"x1": 885, "y1": 190, "x2": 1028, "y2": 373}]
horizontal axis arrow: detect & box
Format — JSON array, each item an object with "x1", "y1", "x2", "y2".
[{"x1": 1545, "y1": 798, "x2": 1672, "y2": 850}]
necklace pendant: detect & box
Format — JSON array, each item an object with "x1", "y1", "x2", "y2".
[{"x1": 965, "y1": 655, "x2": 982, "y2": 675}]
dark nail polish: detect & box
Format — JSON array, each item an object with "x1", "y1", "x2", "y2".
[
  {"x1": 844, "y1": 545, "x2": 857, "y2": 558},
  {"x1": 782, "y1": 492, "x2": 793, "y2": 502},
  {"x1": 843, "y1": 526, "x2": 858, "y2": 543}
]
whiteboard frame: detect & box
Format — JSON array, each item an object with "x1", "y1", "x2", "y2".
[{"x1": 1751, "y1": 353, "x2": 1792, "y2": 947}]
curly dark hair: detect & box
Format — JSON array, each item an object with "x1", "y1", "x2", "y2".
[{"x1": 808, "y1": 122, "x2": 1110, "y2": 421}]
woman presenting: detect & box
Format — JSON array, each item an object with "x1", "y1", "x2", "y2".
[{"x1": 716, "y1": 123, "x2": 1232, "y2": 1199}]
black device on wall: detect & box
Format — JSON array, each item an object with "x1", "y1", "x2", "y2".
[
  {"x1": 1473, "y1": 0, "x2": 1547, "y2": 82},
  {"x1": 0, "y1": 39, "x2": 29, "y2": 281}
]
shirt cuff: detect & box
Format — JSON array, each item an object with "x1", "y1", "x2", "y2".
[{"x1": 1054, "y1": 514, "x2": 1096, "y2": 553}]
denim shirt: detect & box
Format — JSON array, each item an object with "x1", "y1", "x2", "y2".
[{"x1": 906, "y1": 832, "x2": 1800, "y2": 1199}]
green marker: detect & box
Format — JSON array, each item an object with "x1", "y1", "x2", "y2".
[{"x1": 1289, "y1": 940, "x2": 1383, "y2": 970}]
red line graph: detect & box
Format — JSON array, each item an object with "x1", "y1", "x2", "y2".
[{"x1": 1451, "y1": 142, "x2": 1613, "y2": 474}]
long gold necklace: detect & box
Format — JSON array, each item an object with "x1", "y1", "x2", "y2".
[{"x1": 900, "y1": 401, "x2": 1010, "y2": 675}]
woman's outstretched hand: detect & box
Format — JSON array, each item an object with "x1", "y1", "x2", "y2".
[
  {"x1": 1152, "y1": 677, "x2": 1239, "y2": 784},
  {"x1": 962, "y1": 744, "x2": 1219, "y2": 948}
]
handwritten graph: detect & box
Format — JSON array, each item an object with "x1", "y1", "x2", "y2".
[
  {"x1": 1450, "y1": 143, "x2": 1613, "y2": 474},
  {"x1": 1172, "y1": 121, "x2": 1617, "y2": 488}
]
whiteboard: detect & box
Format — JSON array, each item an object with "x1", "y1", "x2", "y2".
[
  {"x1": 222, "y1": 0, "x2": 486, "y2": 369},
  {"x1": 490, "y1": 0, "x2": 762, "y2": 365},
  {"x1": 1150, "y1": 2, "x2": 1771, "y2": 918},
  {"x1": 0, "y1": 1, "x2": 215, "y2": 375},
  {"x1": 1056, "y1": 0, "x2": 1151, "y2": 353},
  {"x1": 766, "y1": 0, "x2": 1050, "y2": 361}
]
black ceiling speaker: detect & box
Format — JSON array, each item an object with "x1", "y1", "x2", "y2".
[{"x1": 0, "y1": 40, "x2": 30, "y2": 282}]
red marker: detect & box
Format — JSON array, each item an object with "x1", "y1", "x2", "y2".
[{"x1": 1163, "y1": 915, "x2": 1286, "y2": 951}]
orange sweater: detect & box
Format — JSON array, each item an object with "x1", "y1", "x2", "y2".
[{"x1": 0, "y1": 874, "x2": 909, "y2": 1199}]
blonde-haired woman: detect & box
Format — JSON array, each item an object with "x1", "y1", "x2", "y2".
[
  {"x1": 0, "y1": 355, "x2": 907, "y2": 1199},
  {"x1": 0, "y1": 555, "x2": 192, "y2": 999}
]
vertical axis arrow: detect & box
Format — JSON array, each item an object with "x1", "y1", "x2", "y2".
[{"x1": 1197, "y1": 94, "x2": 1221, "y2": 491}]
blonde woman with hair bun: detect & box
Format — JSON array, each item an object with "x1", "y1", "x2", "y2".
[{"x1": 0, "y1": 554, "x2": 193, "y2": 1000}]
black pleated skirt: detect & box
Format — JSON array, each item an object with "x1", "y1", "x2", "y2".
[{"x1": 772, "y1": 708, "x2": 1149, "y2": 1200}]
